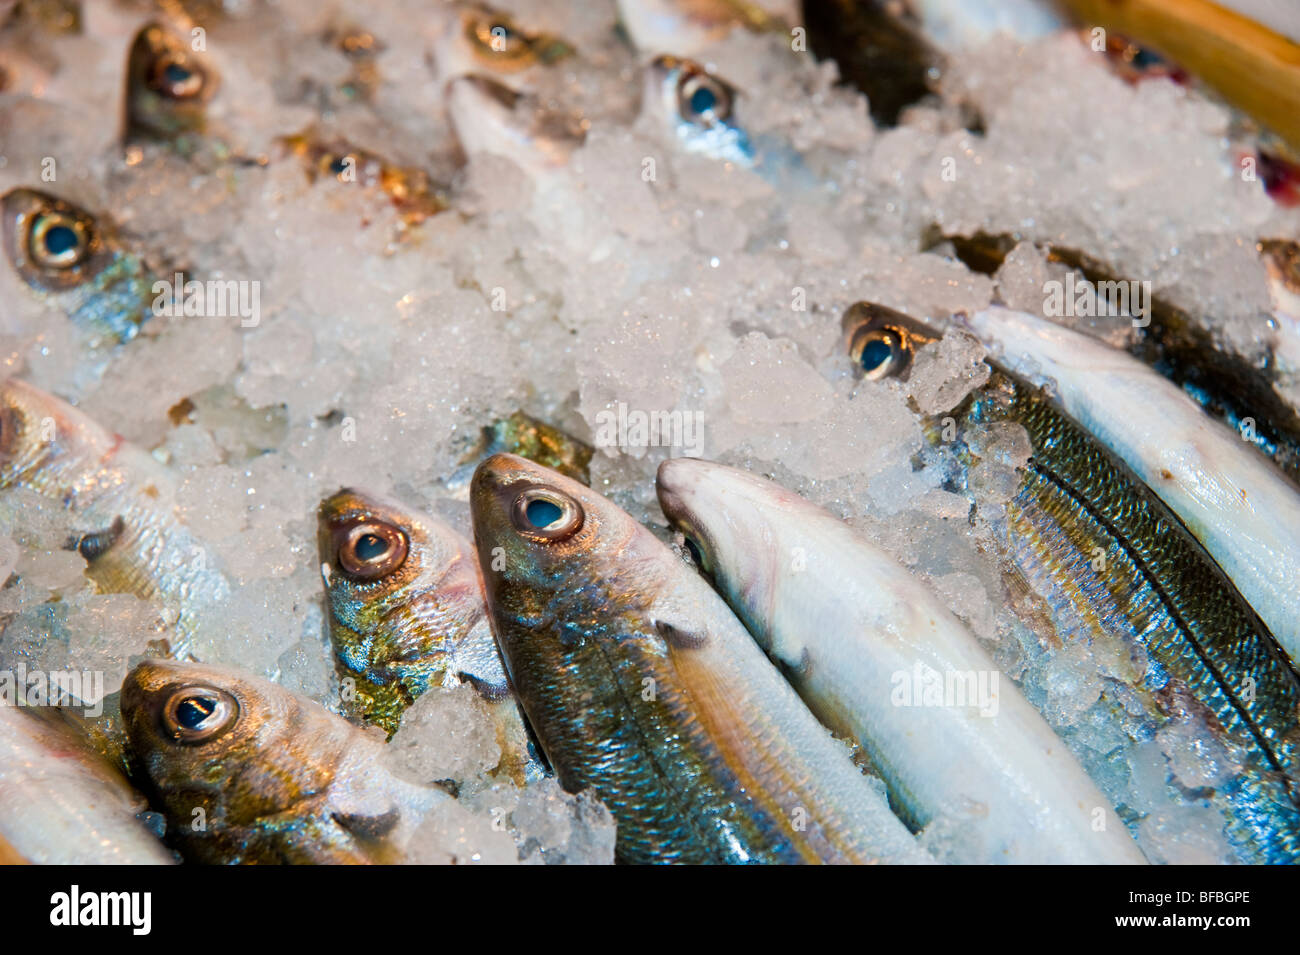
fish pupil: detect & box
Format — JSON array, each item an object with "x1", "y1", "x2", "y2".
[
  {"x1": 354, "y1": 532, "x2": 389, "y2": 560},
  {"x1": 177, "y1": 696, "x2": 216, "y2": 728},
  {"x1": 164, "y1": 62, "x2": 192, "y2": 85},
  {"x1": 689, "y1": 85, "x2": 716, "y2": 117},
  {"x1": 43, "y1": 224, "x2": 79, "y2": 257},
  {"x1": 525, "y1": 498, "x2": 563, "y2": 528},
  {"x1": 684, "y1": 537, "x2": 703, "y2": 566},
  {"x1": 860, "y1": 338, "x2": 892, "y2": 372}
]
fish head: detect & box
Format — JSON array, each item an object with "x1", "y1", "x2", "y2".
[
  {"x1": 430, "y1": 3, "x2": 574, "y2": 88},
  {"x1": 446, "y1": 74, "x2": 587, "y2": 171},
  {"x1": 470, "y1": 453, "x2": 646, "y2": 635},
  {"x1": 121, "y1": 660, "x2": 348, "y2": 837},
  {"x1": 317, "y1": 487, "x2": 497, "y2": 728},
  {"x1": 279, "y1": 130, "x2": 447, "y2": 224},
  {"x1": 125, "y1": 21, "x2": 218, "y2": 142},
  {"x1": 655, "y1": 457, "x2": 789, "y2": 636},
  {"x1": 0, "y1": 378, "x2": 116, "y2": 491},
  {"x1": 1, "y1": 187, "x2": 154, "y2": 343},
  {"x1": 3, "y1": 187, "x2": 112, "y2": 294},
  {"x1": 841, "y1": 301, "x2": 942, "y2": 381},
  {"x1": 643, "y1": 54, "x2": 752, "y2": 166},
  {"x1": 318, "y1": 486, "x2": 472, "y2": 596}
]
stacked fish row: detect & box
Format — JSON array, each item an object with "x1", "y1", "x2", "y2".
[
  {"x1": 1, "y1": 0, "x2": 1300, "y2": 865},
  {"x1": 4, "y1": 281, "x2": 1300, "y2": 864}
]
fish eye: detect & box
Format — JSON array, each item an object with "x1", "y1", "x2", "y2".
[
  {"x1": 466, "y1": 10, "x2": 535, "y2": 67},
  {"x1": 848, "y1": 325, "x2": 909, "y2": 380},
  {"x1": 677, "y1": 67, "x2": 732, "y2": 126},
  {"x1": 28, "y1": 211, "x2": 91, "y2": 270},
  {"x1": 511, "y1": 486, "x2": 584, "y2": 542},
  {"x1": 161, "y1": 685, "x2": 239, "y2": 744},
  {"x1": 336, "y1": 520, "x2": 409, "y2": 580},
  {"x1": 683, "y1": 535, "x2": 711, "y2": 575},
  {"x1": 148, "y1": 52, "x2": 206, "y2": 100}
]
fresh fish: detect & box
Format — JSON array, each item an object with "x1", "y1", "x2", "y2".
[
  {"x1": 964, "y1": 305, "x2": 1300, "y2": 666},
  {"x1": 616, "y1": 0, "x2": 796, "y2": 58},
  {"x1": 844, "y1": 302, "x2": 1300, "y2": 863},
  {"x1": 0, "y1": 699, "x2": 175, "y2": 864},
  {"x1": 470, "y1": 452, "x2": 930, "y2": 865},
  {"x1": 447, "y1": 410, "x2": 594, "y2": 494},
  {"x1": 446, "y1": 72, "x2": 586, "y2": 169},
  {"x1": 643, "y1": 54, "x2": 754, "y2": 167},
  {"x1": 429, "y1": 3, "x2": 574, "y2": 90},
  {"x1": 444, "y1": 73, "x2": 596, "y2": 257},
  {"x1": 801, "y1": 0, "x2": 938, "y2": 127},
  {"x1": 125, "y1": 20, "x2": 218, "y2": 147},
  {"x1": 656, "y1": 457, "x2": 1149, "y2": 864},
  {"x1": 939, "y1": 232, "x2": 1300, "y2": 487},
  {"x1": 280, "y1": 128, "x2": 449, "y2": 229},
  {"x1": 317, "y1": 488, "x2": 538, "y2": 783},
  {"x1": 0, "y1": 378, "x2": 232, "y2": 659},
  {"x1": 121, "y1": 659, "x2": 444, "y2": 864},
  {"x1": 1, "y1": 187, "x2": 161, "y2": 345},
  {"x1": 641, "y1": 53, "x2": 814, "y2": 187}
]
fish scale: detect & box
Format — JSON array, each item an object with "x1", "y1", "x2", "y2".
[
  {"x1": 471, "y1": 453, "x2": 929, "y2": 865},
  {"x1": 982, "y1": 384, "x2": 1300, "y2": 862}
]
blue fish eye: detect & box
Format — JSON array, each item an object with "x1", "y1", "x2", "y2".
[
  {"x1": 354, "y1": 532, "x2": 390, "y2": 560},
  {"x1": 689, "y1": 85, "x2": 717, "y2": 117},
  {"x1": 329, "y1": 156, "x2": 349, "y2": 175},
  {"x1": 164, "y1": 62, "x2": 192, "y2": 85},
  {"x1": 525, "y1": 498, "x2": 563, "y2": 528},
  {"x1": 176, "y1": 695, "x2": 216, "y2": 729},
  {"x1": 1130, "y1": 48, "x2": 1162, "y2": 69},
  {"x1": 42, "y1": 224, "x2": 80, "y2": 257},
  {"x1": 860, "y1": 338, "x2": 893, "y2": 372}
]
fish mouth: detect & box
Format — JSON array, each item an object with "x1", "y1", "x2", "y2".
[
  {"x1": 654, "y1": 457, "x2": 700, "y2": 523},
  {"x1": 447, "y1": 74, "x2": 523, "y2": 111},
  {"x1": 654, "y1": 458, "x2": 722, "y2": 575}
]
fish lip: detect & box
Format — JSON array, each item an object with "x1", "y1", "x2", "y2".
[
  {"x1": 654, "y1": 457, "x2": 727, "y2": 580},
  {"x1": 654, "y1": 456, "x2": 697, "y2": 521}
]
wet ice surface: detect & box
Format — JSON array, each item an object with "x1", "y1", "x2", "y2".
[{"x1": 1, "y1": 0, "x2": 1297, "y2": 864}]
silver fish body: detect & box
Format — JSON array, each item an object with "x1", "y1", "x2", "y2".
[
  {"x1": 657, "y1": 458, "x2": 1149, "y2": 864},
  {"x1": 0, "y1": 379, "x2": 231, "y2": 659},
  {"x1": 0, "y1": 700, "x2": 174, "y2": 864},
  {"x1": 471, "y1": 452, "x2": 930, "y2": 864},
  {"x1": 966, "y1": 306, "x2": 1300, "y2": 666}
]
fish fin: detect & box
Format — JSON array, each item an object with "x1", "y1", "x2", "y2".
[
  {"x1": 331, "y1": 807, "x2": 401, "y2": 841},
  {"x1": 653, "y1": 619, "x2": 709, "y2": 650},
  {"x1": 63, "y1": 515, "x2": 125, "y2": 562}
]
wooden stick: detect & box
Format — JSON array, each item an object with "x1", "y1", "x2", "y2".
[{"x1": 1057, "y1": 0, "x2": 1300, "y2": 153}]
